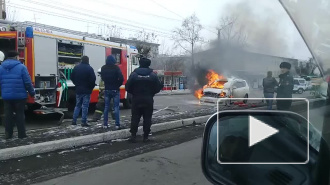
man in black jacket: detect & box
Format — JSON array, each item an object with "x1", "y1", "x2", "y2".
[
  {"x1": 125, "y1": 58, "x2": 163, "y2": 142},
  {"x1": 276, "y1": 62, "x2": 294, "y2": 110},
  {"x1": 71, "y1": 56, "x2": 96, "y2": 127},
  {"x1": 263, "y1": 71, "x2": 278, "y2": 110},
  {"x1": 101, "y1": 55, "x2": 124, "y2": 129}
]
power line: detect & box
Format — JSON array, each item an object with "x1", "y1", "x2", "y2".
[
  {"x1": 9, "y1": 4, "x2": 170, "y2": 36},
  {"x1": 14, "y1": 0, "x2": 173, "y2": 35},
  {"x1": 149, "y1": 0, "x2": 184, "y2": 19},
  {"x1": 146, "y1": 0, "x2": 218, "y2": 36},
  {"x1": 7, "y1": 4, "x2": 173, "y2": 39},
  {"x1": 10, "y1": 1, "x2": 218, "y2": 40},
  {"x1": 91, "y1": 0, "x2": 182, "y2": 22}
]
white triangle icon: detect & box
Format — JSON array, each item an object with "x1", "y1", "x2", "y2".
[{"x1": 249, "y1": 116, "x2": 279, "y2": 147}]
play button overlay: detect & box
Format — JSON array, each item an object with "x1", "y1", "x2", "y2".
[
  {"x1": 249, "y1": 116, "x2": 279, "y2": 147},
  {"x1": 217, "y1": 110, "x2": 309, "y2": 164}
]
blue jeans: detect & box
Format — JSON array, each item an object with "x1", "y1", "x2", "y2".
[
  {"x1": 264, "y1": 93, "x2": 274, "y2": 110},
  {"x1": 73, "y1": 94, "x2": 91, "y2": 124},
  {"x1": 104, "y1": 90, "x2": 120, "y2": 126}
]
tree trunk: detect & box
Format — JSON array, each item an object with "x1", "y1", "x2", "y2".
[{"x1": 191, "y1": 42, "x2": 194, "y2": 67}]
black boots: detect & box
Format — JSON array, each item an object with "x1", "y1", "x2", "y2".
[
  {"x1": 5, "y1": 132, "x2": 12, "y2": 140},
  {"x1": 143, "y1": 134, "x2": 150, "y2": 143},
  {"x1": 128, "y1": 133, "x2": 151, "y2": 143},
  {"x1": 128, "y1": 133, "x2": 137, "y2": 143}
]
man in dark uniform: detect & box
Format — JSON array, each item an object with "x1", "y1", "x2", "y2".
[
  {"x1": 276, "y1": 62, "x2": 294, "y2": 110},
  {"x1": 125, "y1": 58, "x2": 163, "y2": 143}
]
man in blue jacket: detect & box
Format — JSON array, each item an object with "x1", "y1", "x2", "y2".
[
  {"x1": 71, "y1": 56, "x2": 96, "y2": 127},
  {"x1": 0, "y1": 51, "x2": 35, "y2": 139},
  {"x1": 101, "y1": 55, "x2": 124, "y2": 129}
]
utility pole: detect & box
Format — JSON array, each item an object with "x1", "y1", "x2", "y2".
[
  {"x1": 0, "y1": 0, "x2": 3, "y2": 20},
  {"x1": 86, "y1": 23, "x2": 90, "y2": 33}
]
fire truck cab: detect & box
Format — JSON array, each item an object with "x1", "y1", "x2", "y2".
[{"x1": 0, "y1": 21, "x2": 139, "y2": 116}]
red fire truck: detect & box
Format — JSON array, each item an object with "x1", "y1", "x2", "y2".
[{"x1": 0, "y1": 21, "x2": 139, "y2": 116}]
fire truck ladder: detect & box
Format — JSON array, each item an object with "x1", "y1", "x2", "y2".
[
  {"x1": 16, "y1": 24, "x2": 25, "y2": 61},
  {"x1": 18, "y1": 21, "x2": 106, "y2": 40}
]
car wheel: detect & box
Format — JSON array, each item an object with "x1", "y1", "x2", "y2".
[
  {"x1": 298, "y1": 88, "x2": 304, "y2": 94},
  {"x1": 243, "y1": 94, "x2": 248, "y2": 104}
]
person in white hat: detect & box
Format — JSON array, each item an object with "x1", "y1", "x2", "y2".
[{"x1": 0, "y1": 51, "x2": 5, "y2": 62}]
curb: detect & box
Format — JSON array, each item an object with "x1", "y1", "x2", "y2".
[
  {"x1": 0, "y1": 115, "x2": 211, "y2": 161},
  {"x1": 156, "y1": 91, "x2": 191, "y2": 96},
  {"x1": 0, "y1": 97, "x2": 325, "y2": 161}
]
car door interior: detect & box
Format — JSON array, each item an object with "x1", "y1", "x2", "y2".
[{"x1": 202, "y1": 112, "x2": 324, "y2": 185}]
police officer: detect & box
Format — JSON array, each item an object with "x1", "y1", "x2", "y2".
[
  {"x1": 125, "y1": 57, "x2": 163, "y2": 143},
  {"x1": 276, "y1": 62, "x2": 294, "y2": 110},
  {"x1": 92, "y1": 68, "x2": 115, "y2": 122}
]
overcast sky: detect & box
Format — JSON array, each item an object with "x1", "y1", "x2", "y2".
[{"x1": 6, "y1": 0, "x2": 311, "y2": 60}]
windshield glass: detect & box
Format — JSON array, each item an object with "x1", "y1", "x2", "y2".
[{"x1": 279, "y1": 0, "x2": 330, "y2": 76}]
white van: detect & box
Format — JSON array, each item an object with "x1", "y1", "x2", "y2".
[{"x1": 293, "y1": 78, "x2": 308, "y2": 94}]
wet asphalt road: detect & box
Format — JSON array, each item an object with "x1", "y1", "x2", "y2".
[
  {"x1": 34, "y1": 138, "x2": 211, "y2": 185},
  {"x1": 29, "y1": 105, "x2": 325, "y2": 185},
  {"x1": 0, "y1": 123, "x2": 207, "y2": 185}
]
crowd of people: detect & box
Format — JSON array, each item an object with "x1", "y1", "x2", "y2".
[
  {"x1": 0, "y1": 51, "x2": 163, "y2": 142},
  {"x1": 68, "y1": 54, "x2": 163, "y2": 142}
]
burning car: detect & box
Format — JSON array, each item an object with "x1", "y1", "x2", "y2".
[
  {"x1": 200, "y1": 78, "x2": 249, "y2": 104},
  {"x1": 195, "y1": 70, "x2": 249, "y2": 104}
]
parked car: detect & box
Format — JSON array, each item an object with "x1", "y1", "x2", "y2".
[
  {"x1": 293, "y1": 78, "x2": 308, "y2": 94},
  {"x1": 200, "y1": 78, "x2": 249, "y2": 105}
]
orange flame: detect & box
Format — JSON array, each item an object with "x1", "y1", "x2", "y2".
[{"x1": 194, "y1": 70, "x2": 225, "y2": 100}]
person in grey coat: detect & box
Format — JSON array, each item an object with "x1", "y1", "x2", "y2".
[{"x1": 263, "y1": 71, "x2": 278, "y2": 110}]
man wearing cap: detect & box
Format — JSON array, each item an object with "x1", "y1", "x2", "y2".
[
  {"x1": 0, "y1": 51, "x2": 35, "y2": 139},
  {"x1": 125, "y1": 57, "x2": 163, "y2": 143},
  {"x1": 71, "y1": 56, "x2": 96, "y2": 127},
  {"x1": 276, "y1": 62, "x2": 294, "y2": 110}
]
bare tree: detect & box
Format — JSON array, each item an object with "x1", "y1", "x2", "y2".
[
  {"x1": 173, "y1": 13, "x2": 203, "y2": 66},
  {"x1": 294, "y1": 58, "x2": 318, "y2": 76},
  {"x1": 217, "y1": 16, "x2": 247, "y2": 47},
  {"x1": 153, "y1": 55, "x2": 186, "y2": 73},
  {"x1": 106, "y1": 25, "x2": 122, "y2": 38},
  {"x1": 135, "y1": 29, "x2": 158, "y2": 58}
]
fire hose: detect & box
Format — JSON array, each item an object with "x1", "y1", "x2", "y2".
[{"x1": 59, "y1": 79, "x2": 68, "y2": 101}]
